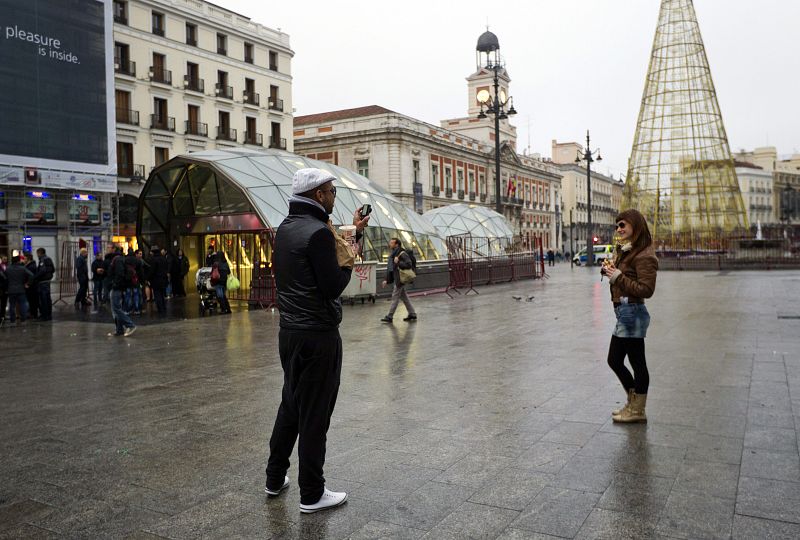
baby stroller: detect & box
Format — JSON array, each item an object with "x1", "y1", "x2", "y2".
[{"x1": 196, "y1": 267, "x2": 219, "y2": 316}]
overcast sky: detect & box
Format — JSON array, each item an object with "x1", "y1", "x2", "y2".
[{"x1": 215, "y1": 0, "x2": 799, "y2": 178}]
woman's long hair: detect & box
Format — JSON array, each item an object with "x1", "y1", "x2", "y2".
[{"x1": 615, "y1": 209, "x2": 652, "y2": 255}]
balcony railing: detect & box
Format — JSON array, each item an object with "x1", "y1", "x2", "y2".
[
  {"x1": 153, "y1": 27, "x2": 165, "y2": 37},
  {"x1": 116, "y1": 108, "x2": 139, "y2": 126},
  {"x1": 216, "y1": 127, "x2": 237, "y2": 141},
  {"x1": 217, "y1": 46, "x2": 227, "y2": 55},
  {"x1": 269, "y1": 136, "x2": 287, "y2": 150},
  {"x1": 244, "y1": 131, "x2": 263, "y2": 146},
  {"x1": 186, "y1": 37, "x2": 197, "y2": 47},
  {"x1": 268, "y1": 98, "x2": 284, "y2": 112},
  {"x1": 185, "y1": 121, "x2": 208, "y2": 137},
  {"x1": 114, "y1": 58, "x2": 135, "y2": 77},
  {"x1": 149, "y1": 66, "x2": 172, "y2": 85},
  {"x1": 445, "y1": 187, "x2": 453, "y2": 198},
  {"x1": 114, "y1": 14, "x2": 127, "y2": 25},
  {"x1": 118, "y1": 163, "x2": 145, "y2": 179},
  {"x1": 269, "y1": 62, "x2": 278, "y2": 71},
  {"x1": 215, "y1": 84, "x2": 233, "y2": 99},
  {"x1": 432, "y1": 185, "x2": 441, "y2": 196},
  {"x1": 480, "y1": 193, "x2": 487, "y2": 202},
  {"x1": 245, "y1": 55, "x2": 254, "y2": 64},
  {"x1": 150, "y1": 114, "x2": 175, "y2": 131},
  {"x1": 243, "y1": 90, "x2": 260, "y2": 106},
  {"x1": 457, "y1": 189, "x2": 465, "y2": 200},
  {"x1": 184, "y1": 76, "x2": 204, "y2": 93},
  {"x1": 469, "y1": 191, "x2": 476, "y2": 201}
]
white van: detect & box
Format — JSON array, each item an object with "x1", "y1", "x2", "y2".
[{"x1": 573, "y1": 244, "x2": 614, "y2": 266}]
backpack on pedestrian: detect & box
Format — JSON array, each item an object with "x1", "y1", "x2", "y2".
[{"x1": 210, "y1": 263, "x2": 221, "y2": 285}]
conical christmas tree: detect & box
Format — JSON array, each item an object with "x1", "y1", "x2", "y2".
[{"x1": 623, "y1": 0, "x2": 748, "y2": 249}]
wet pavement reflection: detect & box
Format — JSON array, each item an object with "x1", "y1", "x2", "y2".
[{"x1": 1, "y1": 266, "x2": 800, "y2": 538}]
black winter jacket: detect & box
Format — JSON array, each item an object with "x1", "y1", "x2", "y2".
[
  {"x1": 6, "y1": 263, "x2": 34, "y2": 295},
  {"x1": 274, "y1": 202, "x2": 352, "y2": 331},
  {"x1": 149, "y1": 254, "x2": 170, "y2": 289}
]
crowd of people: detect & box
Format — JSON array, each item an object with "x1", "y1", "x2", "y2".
[{"x1": 0, "y1": 248, "x2": 55, "y2": 326}]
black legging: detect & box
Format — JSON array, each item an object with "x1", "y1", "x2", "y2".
[{"x1": 607, "y1": 335, "x2": 649, "y2": 394}]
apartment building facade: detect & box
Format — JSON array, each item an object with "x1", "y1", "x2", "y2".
[{"x1": 112, "y1": 0, "x2": 293, "y2": 239}]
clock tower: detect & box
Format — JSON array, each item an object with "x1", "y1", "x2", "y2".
[{"x1": 440, "y1": 30, "x2": 517, "y2": 149}]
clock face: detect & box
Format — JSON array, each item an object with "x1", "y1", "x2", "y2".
[
  {"x1": 499, "y1": 89, "x2": 507, "y2": 103},
  {"x1": 476, "y1": 89, "x2": 490, "y2": 104}
]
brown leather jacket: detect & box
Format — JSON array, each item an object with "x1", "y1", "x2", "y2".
[{"x1": 609, "y1": 245, "x2": 658, "y2": 303}]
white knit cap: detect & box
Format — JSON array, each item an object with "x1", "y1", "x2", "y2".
[{"x1": 291, "y1": 168, "x2": 336, "y2": 195}]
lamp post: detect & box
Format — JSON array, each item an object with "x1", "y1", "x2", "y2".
[
  {"x1": 570, "y1": 208, "x2": 575, "y2": 268},
  {"x1": 575, "y1": 130, "x2": 602, "y2": 266},
  {"x1": 475, "y1": 30, "x2": 516, "y2": 215}
]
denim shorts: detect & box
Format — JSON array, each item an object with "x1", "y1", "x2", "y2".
[{"x1": 613, "y1": 303, "x2": 650, "y2": 338}]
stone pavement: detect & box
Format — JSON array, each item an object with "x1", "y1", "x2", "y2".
[{"x1": 1, "y1": 266, "x2": 800, "y2": 539}]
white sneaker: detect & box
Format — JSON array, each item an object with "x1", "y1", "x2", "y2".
[
  {"x1": 299, "y1": 487, "x2": 347, "y2": 514},
  {"x1": 264, "y1": 476, "x2": 289, "y2": 496},
  {"x1": 123, "y1": 326, "x2": 137, "y2": 337}
]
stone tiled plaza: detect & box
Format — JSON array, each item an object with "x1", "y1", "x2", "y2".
[{"x1": 2, "y1": 267, "x2": 800, "y2": 539}]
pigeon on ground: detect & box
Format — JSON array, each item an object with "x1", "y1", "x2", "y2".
[
  {"x1": 526, "y1": 295, "x2": 535, "y2": 302},
  {"x1": 512, "y1": 295, "x2": 522, "y2": 301}
]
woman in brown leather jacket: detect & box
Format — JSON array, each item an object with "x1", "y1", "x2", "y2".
[{"x1": 600, "y1": 209, "x2": 658, "y2": 423}]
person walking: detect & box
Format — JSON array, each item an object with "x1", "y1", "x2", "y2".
[
  {"x1": 5, "y1": 255, "x2": 33, "y2": 325},
  {"x1": 108, "y1": 247, "x2": 136, "y2": 337},
  {"x1": 23, "y1": 252, "x2": 39, "y2": 319},
  {"x1": 149, "y1": 247, "x2": 169, "y2": 315},
  {"x1": 212, "y1": 251, "x2": 232, "y2": 314},
  {"x1": 600, "y1": 209, "x2": 658, "y2": 423},
  {"x1": 171, "y1": 248, "x2": 189, "y2": 297},
  {"x1": 35, "y1": 248, "x2": 55, "y2": 321},
  {"x1": 265, "y1": 168, "x2": 369, "y2": 514},
  {"x1": 91, "y1": 254, "x2": 105, "y2": 306},
  {"x1": 123, "y1": 249, "x2": 142, "y2": 314},
  {"x1": 74, "y1": 248, "x2": 90, "y2": 307},
  {"x1": 547, "y1": 249, "x2": 555, "y2": 267},
  {"x1": 380, "y1": 238, "x2": 417, "y2": 323}
]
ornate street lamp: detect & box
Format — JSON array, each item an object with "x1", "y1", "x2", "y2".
[
  {"x1": 475, "y1": 30, "x2": 517, "y2": 215},
  {"x1": 574, "y1": 130, "x2": 602, "y2": 266}
]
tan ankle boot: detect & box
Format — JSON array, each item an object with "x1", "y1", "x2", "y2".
[
  {"x1": 612, "y1": 393, "x2": 647, "y2": 423},
  {"x1": 612, "y1": 388, "x2": 635, "y2": 417}
]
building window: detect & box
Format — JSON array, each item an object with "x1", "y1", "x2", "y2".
[
  {"x1": 468, "y1": 171, "x2": 475, "y2": 192},
  {"x1": 413, "y1": 160, "x2": 420, "y2": 184},
  {"x1": 444, "y1": 166, "x2": 452, "y2": 189},
  {"x1": 244, "y1": 78, "x2": 259, "y2": 105},
  {"x1": 269, "y1": 85, "x2": 282, "y2": 111},
  {"x1": 217, "y1": 33, "x2": 227, "y2": 55},
  {"x1": 244, "y1": 42, "x2": 254, "y2": 64},
  {"x1": 270, "y1": 122, "x2": 284, "y2": 149},
  {"x1": 245, "y1": 117, "x2": 260, "y2": 145},
  {"x1": 152, "y1": 11, "x2": 165, "y2": 36},
  {"x1": 479, "y1": 174, "x2": 486, "y2": 194},
  {"x1": 114, "y1": 42, "x2": 134, "y2": 76},
  {"x1": 117, "y1": 142, "x2": 134, "y2": 176},
  {"x1": 185, "y1": 23, "x2": 197, "y2": 46},
  {"x1": 456, "y1": 169, "x2": 464, "y2": 192},
  {"x1": 150, "y1": 53, "x2": 170, "y2": 84},
  {"x1": 154, "y1": 147, "x2": 169, "y2": 167},
  {"x1": 431, "y1": 163, "x2": 440, "y2": 192},
  {"x1": 185, "y1": 62, "x2": 202, "y2": 92},
  {"x1": 356, "y1": 159, "x2": 369, "y2": 179},
  {"x1": 216, "y1": 70, "x2": 231, "y2": 99},
  {"x1": 268, "y1": 50, "x2": 278, "y2": 71},
  {"x1": 113, "y1": 0, "x2": 127, "y2": 24}
]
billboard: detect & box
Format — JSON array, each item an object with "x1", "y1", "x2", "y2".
[{"x1": 0, "y1": 0, "x2": 116, "y2": 192}]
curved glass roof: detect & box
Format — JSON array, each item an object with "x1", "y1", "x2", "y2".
[
  {"x1": 137, "y1": 148, "x2": 445, "y2": 261},
  {"x1": 424, "y1": 203, "x2": 514, "y2": 239}
]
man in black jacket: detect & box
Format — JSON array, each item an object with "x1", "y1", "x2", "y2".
[
  {"x1": 149, "y1": 247, "x2": 169, "y2": 315},
  {"x1": 35, "y1": 248, "x2": 55, "y2": 321},
  {"x1": 265, "y1": 168, "x2": 369, "y2": 514},
  {"x1": 24, "y1": 252, "x2": 39, "y2": 318},
  {"x1": 74, "y1": 248, "x2": 90, "y2": 307}
]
